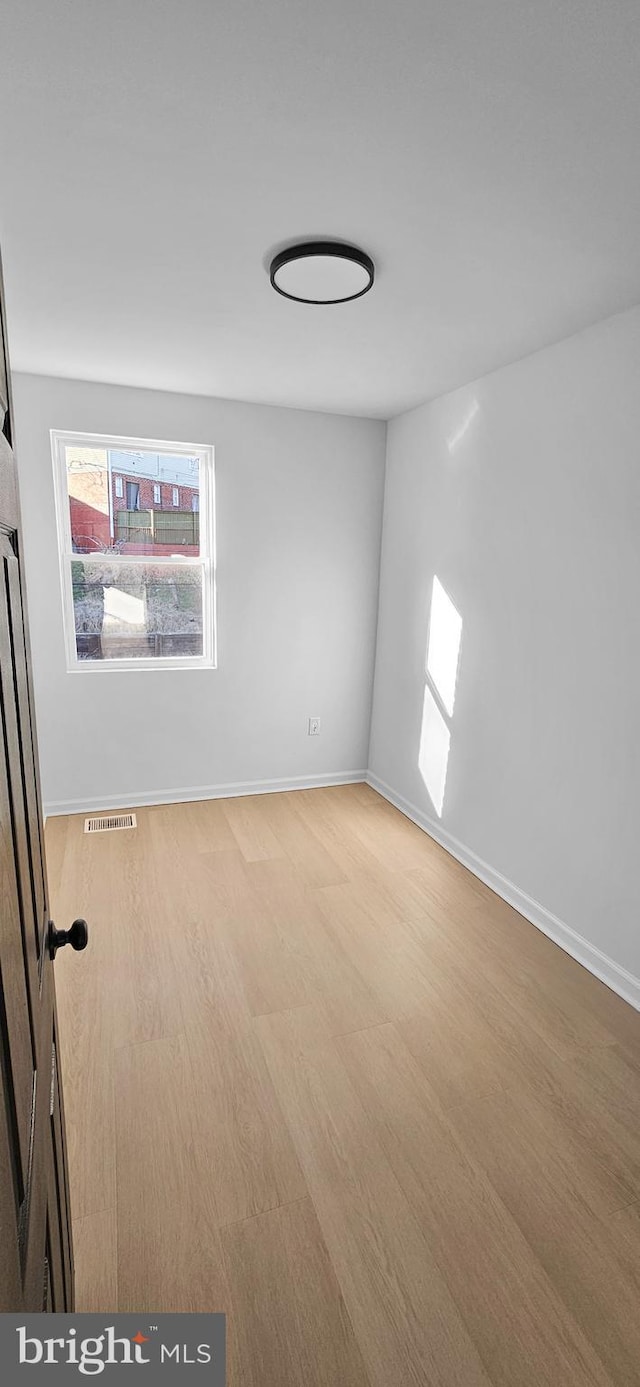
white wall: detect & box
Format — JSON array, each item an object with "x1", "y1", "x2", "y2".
[
  {"x1": 13, "y1": 374, "x2": 386, "y2": 813},
  {"x1": 369, "y1": 305, "x2": 640, "y2": 999}
]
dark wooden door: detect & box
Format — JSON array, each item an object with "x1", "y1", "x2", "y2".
[{"x1": 0, "y1": 253, "x2": 75, "y2": 1311}]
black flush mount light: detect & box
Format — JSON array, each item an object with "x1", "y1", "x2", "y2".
[{"x1": 269, "y1": 241, "x2": 375, "y2": 304}]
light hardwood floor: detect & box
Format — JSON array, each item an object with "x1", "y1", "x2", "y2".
[{"x1": 45, "y1": 784, "x2": 640, "y2": 1386}]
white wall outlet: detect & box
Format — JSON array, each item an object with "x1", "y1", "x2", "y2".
[{"x1": 308, "y1": 716, "x2": 321, "y2": 736}]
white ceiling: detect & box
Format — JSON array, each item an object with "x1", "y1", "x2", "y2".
[{"x1": 2, "y1": 0, "x2": 640, "y2": 419}]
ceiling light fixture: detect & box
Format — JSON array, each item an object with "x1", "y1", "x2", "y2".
[{"x1": 269, "y1": 241, "x2": 374, "y2": 305}]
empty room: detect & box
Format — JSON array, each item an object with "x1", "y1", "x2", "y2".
[{"x1": 1, "y1": 1, "x2": 639, "y2": 1383}]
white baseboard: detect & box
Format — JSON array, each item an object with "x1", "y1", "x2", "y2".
[
  {"x1": 366, "y1": 771, "x2": 640, "y2": 1013},
  {"x1": 43, "y1": 769, "x2": 368, "y2": 819}
]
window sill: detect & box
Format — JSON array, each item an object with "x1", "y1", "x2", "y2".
[{"x1": 66, "y1": 657, "x2": 216, "y2": 673}]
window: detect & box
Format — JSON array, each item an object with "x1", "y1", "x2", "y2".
[
  {"x1": 51, "y1": 431, "x2": 216, "y2": 671},
  {"x1": 192, "y1": 494, "x2": 199, "y2": 512},
  {"x1": 114, "y1": 475, "x2": 123, "y2": 499},
  {"x1": 172, "y1": 486, "x2": 179, "y2": 507},
  {"x1": 153, "y1": 482, "x2": 161, "y2": 505}
]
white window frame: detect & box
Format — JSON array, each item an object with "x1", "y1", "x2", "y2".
[
  {"x1": 172, "y1": 486, "x2": 179, "y2": 507},
  {"x1": 153, "y1": 482, "x2": 161, "y2": 505},
  {"x1": 114, "y1": 474, "x2": 123, "y2": 498},
  {"x1": 51, "y1": 430, "x2": 216, "y2": 674}
]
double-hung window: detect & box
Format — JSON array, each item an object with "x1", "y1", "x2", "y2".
[{"x1": 51, "y1": 431, "x2": 216, "y2": 671}]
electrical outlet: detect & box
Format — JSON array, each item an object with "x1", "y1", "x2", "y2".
[{"x1": 308, "y1": 717, "x2": 321, "y2": 736}]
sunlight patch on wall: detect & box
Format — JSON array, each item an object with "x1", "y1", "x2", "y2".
[
  {"x1": 446, "y1": 398, "x2": 479, "y2": 454},
  {"x1": 426, "y1": 576, "x2": 462, "y2": 718},
  {"x1": 419, "y1": 685, "x2": 451, "y2": 818}
]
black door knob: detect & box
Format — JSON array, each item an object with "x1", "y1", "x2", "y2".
[{"x1": 48, "y1": 918, "x2": 89, "y2": 961}]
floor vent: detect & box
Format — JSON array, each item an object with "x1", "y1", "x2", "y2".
[{"x1": 84, "y1": 813, "x2": 137, "y2": 834}]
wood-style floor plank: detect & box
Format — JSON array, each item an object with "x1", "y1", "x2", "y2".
[
  {"x1": 340, "y1": 794, "x2": 436, "y2": 872},
  {"x1": 115, "y1": 1034, "x2": 230, "y2": 1313},
  {"x1": 315, "y1": 878, "x2": 439, "y2": 1017},
  {"x1": 222, "y1": 794, "x2": 287, "y2": 862},
  {"x1": 46, "y1": 786, "x2": 640, "y2": 1383},
  {"x1": 221, "y1": 1197, "x2": 371, "y2": 1387},
  {"x1": 336, "y1": 1021, "x2": 613, "y2": 1387},
  {"x1": 94, "y1": 813, "x2": 183, "y2": 1050},
  {"x1": 294, "y1": 787, "x2": 393, "y2": 881},
  {"x1": 150, "y1": 797, "x2": 238, "y2": 855},
  {"x1": 404, "y1": 866, "x2": 619, "y2": 1059},
  {"x1": 226, "y1": 859, "x2": 385, "y2": 1032},
  {"x1": 181, "y1": 1012, "x2": 307, "y2": 1227},
  {"x1": 257, "y1": 791, "x2": 348, "y2": 888},
  {"x1": 609, "y1": 1200, "x2": 640, "y2": 1287},
  {"x1": 73, "y1": 1207, "x2": 118, "y2": 1311},
  {"x1": 255, "y1": 1006, "x2": 494, "y2": 1387},
  {"x1": 447, "y1": 1085, "x2": 640, "y2": 1383}
]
